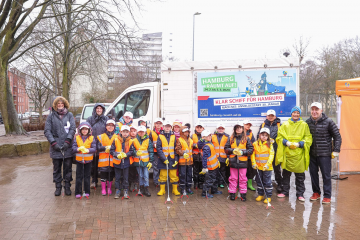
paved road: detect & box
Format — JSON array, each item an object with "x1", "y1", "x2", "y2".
[{"x1": 0, "y1": 153, "x2": 358, "y2": 239}]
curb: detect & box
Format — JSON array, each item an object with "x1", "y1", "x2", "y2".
[{"x1": 0, "y1": 140, "x2": 50, "y2": 158}]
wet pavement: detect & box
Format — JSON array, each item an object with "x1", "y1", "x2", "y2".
[{"x1": 0, "y1": 154, "x2": 359, "y2": 240}]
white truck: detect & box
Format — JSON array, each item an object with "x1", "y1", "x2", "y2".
[{"x1": 104, "y1": 57, "x2": 300, "y2": 135}]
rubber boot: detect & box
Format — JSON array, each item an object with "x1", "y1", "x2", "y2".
[
  {"x1": 54, "y1": 183, "x2": 62, "y2": 196},
  {"x1": 264, "y1": 198, "x2": 271, "y2": 204},
  {"x1": 240, "y1": 193, "x2": 247, "y2": 201},
  {"x1": 143, "y1": 187, "x2": 151, "y2": 197},
  {"x1": 157, "y1": 184, "x2": 166, "y2": 196},
  {"x1": 101, "y1": 182, "x2": 107, "y2": 196},
  {"x1": 114, "y1": 189, "x2": 121, "y2": 199},
  {"x1": 247, "y1": 179, "x2": 255, "y2": 191},
  {"x1": 123, "y1": 189, "x2": 129, "y2": 199},
  {"x1": 172, "y1": 184, "x2": 181, "y2": 196},
  {"x1": 107, "y1": 181, "x2": 112, "y2": 195},
  {"x1": 256, "y1": 195, "x2": 264, "y2": 202},
  {"x1": 230, "y1": 193, "x2": 235, "y2": 200}
]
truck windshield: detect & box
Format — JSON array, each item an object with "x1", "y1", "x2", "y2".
[{"x1": 125, "y1": 90, "x2": 150, "y2": 119}]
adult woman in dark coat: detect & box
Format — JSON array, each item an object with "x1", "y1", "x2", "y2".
[{"x1": 44, "y1": 96, "x2": 76, "y2": 196}]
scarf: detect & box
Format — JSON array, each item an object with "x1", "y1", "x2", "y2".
[
  {"x1": 57, "y1": 108, "x2": 68, "y2": 119},
  {"x1": 154, "y1": 127, "x2": 163, "y2": 135},
  {"x1": 174, "y1": 131, "x2": 180, "y2": 139}
]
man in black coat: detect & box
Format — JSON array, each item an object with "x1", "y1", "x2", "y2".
[
  {"x1": 306, "y1": 102, "x2": 342, "y2": 204},
  {"x1": 87, "y1": 103, "x2": 109, "y2": 188}
]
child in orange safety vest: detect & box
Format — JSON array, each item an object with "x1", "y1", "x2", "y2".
[
  {"x1": 97, "y1": 119, "x2": 118, "y2": 196},
  {"x1": 72, "y1": 122, "x2": 96, "y2": 199},
  {"x1": 224, "y1": 122, "x2": 254, "y2": 201},
  {"x1": 212, "y1": 122, "x2": 230, "y2": 189},
  {"x1": 197, "y1": 130, "x2": 223, "y2": 198},
  {"x1": 251, "y1": 128, "x2": 275, "y2": 204}
]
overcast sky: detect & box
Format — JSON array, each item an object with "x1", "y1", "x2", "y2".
[{"x1": 133, "y1": 0, "x2": 360, "y2": 62}]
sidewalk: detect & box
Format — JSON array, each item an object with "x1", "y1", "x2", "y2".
[{"x1": 0, "y1": 124, "x2": 49, "y2": 158}]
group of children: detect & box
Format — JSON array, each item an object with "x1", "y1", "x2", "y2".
[{"x1": 73, "y1": 111, "x2": 276, "y2": 204}]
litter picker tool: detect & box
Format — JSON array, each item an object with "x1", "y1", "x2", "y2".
[
  {"x1": 165, "y1": 161, "x2": 173, "y2": 204},
  {"x1": 122, "y1": 156, "x2": 130, "y2": 200},
  {"x1": 181, "y1": 160, "x2": 189, "y2": 199},
  {"x1": 60, "y1": 148, "x2": 65, "y2": 196},
  {"x1": 108, "y1": 153, "x2": 111, "y2": 196},
  {"x1": 136, "y1": 157, "x2": 143, "y2": 197},
  {"x1": 256, "y1": 168, "x2": 274, "y2": 209}
]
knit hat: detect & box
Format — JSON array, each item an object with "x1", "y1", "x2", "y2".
[{"x1": 291, "y1": 106, "x2": 301, "y2": 115}]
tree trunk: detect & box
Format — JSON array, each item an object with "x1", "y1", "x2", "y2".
[
  {"x1": 62, "y1": 59, "x2": 69, "y2": 99},
  {"x1": 0, "y1": 60, "x2": 26, "y2": 135}
]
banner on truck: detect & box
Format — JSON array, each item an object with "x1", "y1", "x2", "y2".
[{"x1": 197, "y1": 69, "x2": 297, "y2": 118}]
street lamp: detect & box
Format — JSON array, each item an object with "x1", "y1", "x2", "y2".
[{"x1": 192, "y1": 12, "x2": 201, "y2": 61}]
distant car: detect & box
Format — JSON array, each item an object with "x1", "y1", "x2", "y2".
[{"x1": 80, "y1": 103, "x2": 111, "y2": 123}]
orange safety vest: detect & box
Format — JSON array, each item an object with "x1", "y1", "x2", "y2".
[
  {"x1": 205, "y1": 143, "x2": 219, "y2": 170},
  {"x1": 212, "y1": 134, "x2": 228, "y2": 158},
  {"x1": 192, "y1": 134, "x2": 202, "y2": 154},
  {"x1": 253, "y1": 140, "x2": 272, "y2": 170},
  {"x1": 75, "y1": 135, "x2": 94, "y2": 163},
  {"x1": 148, "y1": 128, "x2": 159, "y2": 152},
  {"x1": 97, "y1": 133, "x2": 117, "y2": 168},
  {"x1": 112, "y1": 138, "x2": 123, "y2": 165},
  {"x1": 262, "y1": 122, "x2": 280, "y2": 130},
  {"x1": 229, "y1": 140, "x2": 248, "y2": 161},
  {"x1": 178, "y1": 137, "x2": 193, "y2": 164},
  {"x1": 159, "y1": 134, "x2": 175, "y2": 159},
  {"x1": 132, "y1": 138, "x2": 150, "y2": 163}
]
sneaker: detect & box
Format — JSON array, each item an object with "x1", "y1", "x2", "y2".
[
  {"x1": 219, "y1": 184, "x2": 225, "y2": 188},
  {"x1": 123, "y1": 189, "x2": 129, "y2": 199},
  {"x1": 186, "y1": 188, "x2": 194, "y2": 195},
  {"x1": 202, "y1": 192, "x2": 213, "y2": 198},
  {"x1": 277, "y1": 193, "x2": 287, "y2": 198},
  {"x1": 75, "y1": 194, "x2": 81, "y2": 199},
  {"x1": 143, "y1": 187, "x2": 151, "y2": 197},
  {"x1": 240, "y1": 193, "x2": 246, "y2": 201},
  {"x1": 310, "y1": 193, "x2": 321, "y2": 201},
  {"x1": 229, "y1": 193, "x2": 235, "y2": 201},
  {"x1": 212, "y1": 190, "x2": 223, "y2": 195},
  {"x1": 322, "y1": 198, "x2": 331, "y2": 204},
  {"x1": 114, "y1": 189, "x2": 121, "y2": 199},
  {"x1": 298, "y1": 196, "x2": 305, "y2": 202}
]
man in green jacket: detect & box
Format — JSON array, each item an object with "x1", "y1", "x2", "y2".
[{"x1": 276, "y1": 106, "x2": 313, "y2": 202}]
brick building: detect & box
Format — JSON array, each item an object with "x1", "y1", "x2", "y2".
[{"x1": 8, "y1": 68, "x2": 29, "y2": 114}]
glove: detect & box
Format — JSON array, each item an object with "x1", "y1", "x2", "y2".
[
  {"x1": 172, "y1": 161, "x2": 178, "y2": 167},
  {"x1": 105, "y1": 146, "x2": 111, "y2": 153},
  {"x1": 200, "y1": 168, "x2": 208, "y2": 175},
  {"x1": 136, "y1": 150, "x2": 142, "y2": 156},
  {"x1": 331, "y1": 152, "x2": 339, "y2": 159},
  {"x1": 164, "y1": 160, "x2": 169, "y2": 165},
  {"x1": 183, "y1": 153, "x2": 189, "y2": 159},
  {"x1": 289, "y1": 142, "x2": 299, "y2": 150},
  {"x1": 83, "y1": 149, "x2": 89, "y2": 154},
  {"x1": 263, "y1": 164, "x2": 268, "y2": 170},
  {"x1": 233, "y1": 149, "x2": 243, "y2": 156},
  {"x1": 77, "y1": 146, "x2": 85, "y2": 152},
  {"x1": 218, "y1": 161, "x2": 220, "y2": 167},
  {"x1": 286, "y1": 141, "x2": 292, "y2": 147},
  {"x1": 225, "y1": 158, "x2": 229, "y2": 166},
  {"x1": 147, "y1": 162, "x2": 152, "y2": 170},
  {"x1": 117, "y1": 153, "x2": 123, "y2": 159},
  {"x1": 53, "y1": 143, "x2": 61, "y2": 152},
  {"x1": 117, "y1": 152, "x2": 126, "y2": 159},
  {"x1": 252, "y1": 164, "x2": 257, "y2": 169},
  {"x1": 62, "y1": 141, "x2": 70, "y2": 151}
]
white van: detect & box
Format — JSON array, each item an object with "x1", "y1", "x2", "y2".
[{"x1": 104, "y1": 58, "x2": 300, "y2": 133}]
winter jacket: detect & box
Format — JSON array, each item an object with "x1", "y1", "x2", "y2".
[
  {"x1": 257, "y1": 118, "x2": 281, "y2": 151},
  {"x1": 71, "y1": 122, "x2": 96, "y2": 163},
  {"x1": 246, "y1": 129, "x2": 256, "y2": 143},
  {"x1": 86, "y1": 103, "x2": 109, "y2": 140},
  {"x1": 306, "y1": 113, "x2": 342, "y2": 157},
  {"x1": 212, "y1": 132, "x2": 230, "y2": 162},
  {"x1": 115, "y1": 116, "x2": 133, "y2": 135},
  {"x1": 276, "y1": 118, "x2": 313, "y2": 173},
  {"x1": 132, "y1": 134, "x2": 154, "y2": 167},
  {"x1": 175, "y1": 126, "x2": 193, "y2": 165},
  {"x1": 224, "y1": 134, "x2": 254, "y2": 168},
  {"x1": 191, "y1": 131, "x2": 202, "y2": 159},
  {"x1": 198, "y1": 139, "x2": 219, "y2": 169},
  {"x1": 96, "y1": 130, "x2": 117, "y2": 172},
  {"x1": 44, "y1": 96, "x2": 76, "y2": 159},
  {"x1": 110, "y1": 135, "x2": 135, "y2": 169},
  {"x1": 156, "y1": 131, "x2": 178, "y2": 170}
]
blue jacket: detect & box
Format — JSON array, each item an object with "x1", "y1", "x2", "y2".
[
  {"x1": 156, "y1": 131, "x2": 178, "y2": 170},
  {"x1": 110, "y1": 136, "x2": 134, "y2": 169},
  {"x1": 86, "y1": 103, "x2": 109, "y2": 140},
  {"x1": 197, "y1": 139, "x2": 213, "y2": 169}
]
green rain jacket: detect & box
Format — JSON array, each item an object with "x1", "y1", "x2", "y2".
[{"x1": 275, "y1": 118, "x2": 313, "y2": 173}]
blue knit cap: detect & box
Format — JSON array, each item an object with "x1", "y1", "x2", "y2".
[{"x1": 291, "y1": 106, "x2": 301, "y2": 115}]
